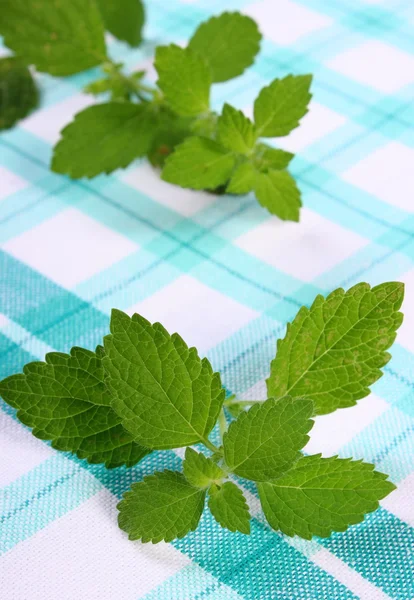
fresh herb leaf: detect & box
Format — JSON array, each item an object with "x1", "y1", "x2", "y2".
[
  {"x1": 257, "y1": 454, "x2": 395, "y2": 539},
  {"x1": 0, "y1": 57, "x2": 39, "y2": 130},
  {"x1": 162, "y1": 136, "x2": 235, "y2": 190},
  {"x1": 223, "y1": 396, "x2": 313, "y2": 481},
  {"x1": 254, "y1": 74, "x2": 312, "y2": 137},
  {"x1": 226, "y1": 162, "x2": 255, "y2": 194},
  {"x1": 188, "y1": 12, "x2": 261, "y2": 83},
  {"x1": 104, "y1": 309, "x2": 225, "y2": 449},
  {"x1": 208, "y1": 482, "x2": 251, "y2": 534},
  {"x1": 118, "y1": 471, "x2": 205, "y2": 542},
  {"x1": 97, "y1": 0, "x2": 145, "y2": 47},
  {"x1": 155, "y1": 44, "x2": 211, "y2": 116},
  {"x1": 0, "y1": 346, "x2": 149, "y2": 468},
  {"x1": 218, "y1": 103, "x2": 256, "y2": 155},
  {"x1": 267, "y1": 282, "x2": 404, "y2": 415},
  {"x1": 190, "y1": 112, "x2": 218, "y2": 139},
  {"x1": 0, "y1": 0, "x2": 107, "y2": 76},
  {"x1": 52, "y1": 103, "x2": 156, "y2": 178},
  {"x1": 254, "y1": 169, "x2": 302, "y2": 220},
  {"x1": 183, "y1": 447, "x2": 225, "y2": 489},
  {"x1": 148, "y1": 112, "x2": 192, "y2": 168},
  {"x1": 253, "y1": 143, "x2": 294, "y2": 172}
]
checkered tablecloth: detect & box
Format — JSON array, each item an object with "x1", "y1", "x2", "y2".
[{"x1": 1, "y1": 0, "x2": 413, "y2": 598}]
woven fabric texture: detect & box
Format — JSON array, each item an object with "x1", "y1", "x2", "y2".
[{"x1": 1, "y1": 0, "x2": 413, "y2": 598}]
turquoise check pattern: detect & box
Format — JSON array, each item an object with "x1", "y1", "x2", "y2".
[{"x1": 1, "y1": 0, "x2": 413, "y2": 598}]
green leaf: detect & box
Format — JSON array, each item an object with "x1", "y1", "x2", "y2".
[
  {"x1": 0, "y1": 346, "x2": 150, "y2": 469},
  {"x1": 52, "y1": 103, "x2": 155, "y2": 178},
  {"x1": 188, "y1": 12, "x2": 261, "y2": 83},
  {"x1": 118, "y1": 471, "x2": 205, "y2": 543},
  {"x1": 104, "y1": 310, "x2": 225, "y2": 449},
  {"x1": 257, "y1": 454, "x2": 395, "y2": 539},
  {"x1": 223, "y1": 396, "x2": 313, "y2": 481},
  {"x1": 97, "y1": 0, "x2": 144, "y2": 47},
  {"x1": 254, "y1": 169, "x2": 302, "y2": 221},
  {"x1": 155, "y1": 44, "x2": 211, "y2": 116},
  {"x1": 254, "y1": 143, "x2": 294, "y2": 172},
  {"x1": 162, "y1": 136, "x2": 235, "y2": 190},
  {"x1": 190, "y1": 112, "x2": 218, "y2": 139},
  {"x1": 0, "y1": 0, "x2": 107, "y2": 76},
  {"x1": 208, "y1": 482, "x2": 251, "y2": 534},
  {"x1": 218, "y1": 104, "x2": 256, "y2": 155},
  {"x1": 183, "y1": 447, "x2": 226, "y2": 489},
  {"x1": 226, "y1": 163, "x2": 255, "y2": 195},
  {"x1": 226, "y1": 162, "x2": 255, "y2": 194},
  {"x1": 0, "y1": 57, "x2": 39, "y2": 130},
  {"x1": 147, "y1": 112, "x2": 191, "y2": 168},
  {"x1": 267, "y1": 282, "x2": 404, "y2": 415},
  {"x1": 254, "y1": 74, "x2": 312, "y2": 137}
]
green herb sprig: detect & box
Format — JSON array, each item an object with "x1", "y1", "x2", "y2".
[
  {"x1": 0, "y1": 282, "x2": 403, "y2": 542},
  {"x1": 0, "y1": 1, "x2": 313, "y2": 222}
]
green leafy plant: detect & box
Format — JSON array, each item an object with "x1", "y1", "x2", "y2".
[
  {"x1": 0, "y1": 0, "x2": 145, "y2": 130},
  {"x1": 0, "y1": 1, "x2": 313, "y2": 221},
  {"x1": 0, "y1": 282, "x2": 404, "y2": 542}
]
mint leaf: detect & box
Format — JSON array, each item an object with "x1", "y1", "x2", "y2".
[
  {"x1": 254, "y1": 169, "x2": 302, "y2": 221},
  {"x1": 254, "y1": 75, "x2": 312, "y2": 137},
  {"x1": 148, "y1": 112, "x2": 191, "y2": 168},
  {"x1": 97, "y1": 0, "x2": 144, "y2": 47},
  {"x1": 188, "y1": 12, "x2": 261, "y2": 83},
  {"x1": 223, "y1": 396, "x2": 313, "y2": 481},
  {"x1": 118, "y1": 471, "x2": 205, "y2": 543},
  {"x1": 162, "y1": 137, "x2": 235, "y2": 190},
  {"x1": 254, "y1": 143, "x2": 294, "y2": 172},
  {"x1": 0, "y1": 346, "x2": 149, "y2": 469},
  {"x1": 208, "y1": 482, "x2": 251, "y2": 534},
  {"x1": 183, "y1": 448, "x2": 225, "y2": 489},
  {"x1": 258, "y1": 455, "x2": 395, "y2": 539},
  {"x1": 191, "y1": 112, "x2": 218, "y2": 139},
  {"x1": 0, "y1": 0, "x2": 107, "y2": 76},
  {"x1": 0, "y1": 57, "x2": 38, "y2": 130},
  {"x1": 218, "y1": 104, "x2": 256, "y2": 155},
  {"x1": 52, "y1": 103, "x2": 155, "y2": 178},
  {"x1": 267, "y1": 282, "x2": 404, "y2": 415},
  {"x1": 155, "y1": 44, "x2": 211, "y2": 116},
  {"x1": 104, "y1": 310, "x2": 225, "y2": 449},
  {"x1": 226, "y1": 162, "x2": 255, "y2": 194}
]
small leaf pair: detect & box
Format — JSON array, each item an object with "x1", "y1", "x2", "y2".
[{"x1": 0, "y1": 281, "x2": 403, "y2": 543}]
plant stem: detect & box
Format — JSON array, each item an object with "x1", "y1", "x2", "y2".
[
  {"x1": 223, "y1": 398, "x2": 262, "y2": 407},
  {"x1": 202, "y1": 437, "x2": 222, "y2": 455},
  {"x1": 218, "y1": 409, "x2": 227, "y2": 442}
]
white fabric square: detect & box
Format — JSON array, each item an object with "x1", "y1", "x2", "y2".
[
  {"x1": 277, "y1": 102, "x2": 346, "y2": 153},
  {"x1": 21, "y1": 93, "x2": 94, "y2": 144},
  {"x1": 235, "y1": 209, "x2": 368, "y2": 282},
  {"x1": 342, "y1": 141, "x2": 414, "y2": 212},
  {"x1": 244, "y1": 0, "x2": 332, "y2": 45},
  {"x1": 0, "y1": 489, "x2": 190, "y2": 600},
  {"x1": 121, "y1": 163, "x2": 217, "y2": 217},
  {"x1": 3, "y1": 207, "x2": 138, "y2": 288},
  {"x1": 0, "y1": 166, "x2": 29, "y2": 201},
  {"x1": 128, "y1": 274, "x2": 259, "y2": 352},
  {"x1": 381, "y1": 472, "x2": 414, "y2": 527},
  {"x1": 0, "y1": 412, "x2": 54, "y2": 487},
  {"x1": 304, "y1": 394, "x2": 389, "y2": 457},
  {"x1": 397, "y1": 267, "x2": 414, "y2": 352},
  {"x1": 327, "y1": 40, "x2": 414, "y2": 92}
]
